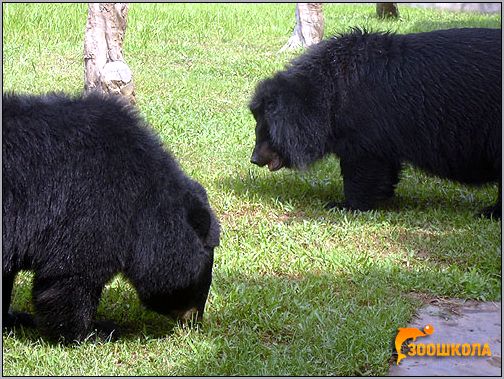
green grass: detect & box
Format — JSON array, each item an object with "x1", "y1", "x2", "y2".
[{"x1": 2, "y1": 3, "x2": 501, "y2": 376}]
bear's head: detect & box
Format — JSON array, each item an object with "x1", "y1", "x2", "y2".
[
  {"x1": 249, "y1": 71, "x2": 332, "y2": 172},
  {"x1": 127, "y1": 183, "x2": 220, "y2": 322}
]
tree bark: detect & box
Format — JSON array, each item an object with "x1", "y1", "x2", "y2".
[
  {"x1": 84, "y1": 3, "x2": 135, "y2": 105},
  {"x1": 376, "y1": 3, "x2": 399, "y2": 19},
  {"x1": 280, "y1": 3, "x2": 324, "y2": 52}
]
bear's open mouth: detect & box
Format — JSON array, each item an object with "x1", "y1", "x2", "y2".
[{"x1": 267, "y1": 155, "x2": 284, "y2": 171}]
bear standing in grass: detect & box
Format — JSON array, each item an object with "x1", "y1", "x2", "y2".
[
  {"x1": 250, "y1": 28, "x2": 501, "y2": 218},
  {"x1": 3, "y1": 92, "x2": 220, "y2": 343}
]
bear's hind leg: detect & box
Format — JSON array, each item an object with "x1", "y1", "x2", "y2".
[{"x1": 32, "y1": 275, "x2": 109, "y2": 343}]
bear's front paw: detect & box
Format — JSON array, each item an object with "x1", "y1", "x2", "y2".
[
  {"x1": 3, "y1": 311, "x2": 36, "y2": 329},
  {"x1": 479, "y1": 205, "x2": 501, "y2": 220},
  {"x1": 324, "y1": 201, "x2": 347, "y2": 210},
  {"x1": 325, "y1": 201, "x2": 370, "y2": 212},
  {"x1": 91, "y1": 320, "x2": 120, "y2": 342}
]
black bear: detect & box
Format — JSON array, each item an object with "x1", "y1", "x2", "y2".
[
  {"x1": 3, "y1": 92, "x2": 220, "y2": 343},
  {"x1": 250, "y1": 28, "x2": 501, "y2": 218}
]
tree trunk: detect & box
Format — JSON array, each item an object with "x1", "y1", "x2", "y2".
[
  {"x1": 84, "y1": 3, "x2": 135, "y2": 105},
  {"x1": 280, "y1": 3, "x2": 324, "y2": 52},
  {"x1": 376, "y1": 3, "x2": 399, "y2": 19}
]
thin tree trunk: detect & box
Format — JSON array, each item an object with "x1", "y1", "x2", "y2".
[
  {"x1": 376, "y1": 3, "x2": 399, "y2": 19},
  {"x1": 84, "y1": 3, "x2": 135, "y2": 104},
  {"x1": 280, "y1": 3, "x2": 324, "y2": 52}
]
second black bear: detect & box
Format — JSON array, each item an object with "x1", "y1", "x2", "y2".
[
  {"x1": 250, "y1": 28, "x2": 501, "y2": 218},
  {"x1": 3, "y1": 92, "x2": 220, "y2": 342}
]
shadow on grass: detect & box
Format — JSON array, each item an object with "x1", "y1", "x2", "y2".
[
  {"x1": 3, "y1": 279, "x2": 182, "y2": 346},
  {"x1": 189, "y1": 270, "x2": 410, "y2": 376},
  {"x1": 167, "y1": 262, "x2": 499, "y2": 375},
  {"x1": 220, "y1": 167, "x2": 498, "y2": 219},
  {"x1": 5, "y1": 232, "x2": 500, "y2": 355},
  {"x1": 4, "y1": 241, "x2": 500, "y2": 375}
]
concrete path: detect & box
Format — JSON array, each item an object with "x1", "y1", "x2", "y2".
[{"x1": 389, "y1": 299, "x2": 501, "y2": 376}]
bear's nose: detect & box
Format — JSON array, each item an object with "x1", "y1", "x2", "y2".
[
  {"x1": 250, "y1": 150, "x2": 264, "y2": 166},
  {"x1": 250, "y1": 153, "x2": 259, "y2": 165}
]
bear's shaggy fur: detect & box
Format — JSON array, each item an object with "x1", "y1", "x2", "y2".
[
  {"x1": 3, "y1": 92, "x2": 220, "y2": 342},
  {"x1": 250, "y1": 28, "x2": 501, "y2": 218}
]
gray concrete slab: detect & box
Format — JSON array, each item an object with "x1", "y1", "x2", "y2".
[{"x1": 389, "y1": 299, "x2": 501, "y2": 376}]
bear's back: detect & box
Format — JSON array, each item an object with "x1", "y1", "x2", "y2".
[
  {"x1": 2, "y1": 92, "x2": 187, "y2": 186},
  {"x1": 2, "y1": 92, "x2": 191, "y2": 272}
]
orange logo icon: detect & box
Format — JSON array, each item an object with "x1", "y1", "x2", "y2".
[{"x1": 395, "y1": 324, "x2": 434, "y2": 364}]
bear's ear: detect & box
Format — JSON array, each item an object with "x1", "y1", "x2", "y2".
[
  {"x1": 249, "y1": 93, "x2": 263, "y2": 116},
  {"x1": 186, "y1": 199, "x2": 212, "y2": 241}
]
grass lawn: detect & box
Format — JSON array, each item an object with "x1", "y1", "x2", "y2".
[{"x1": 2, "y1": 3, "x2": 501, "y2": 376}]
